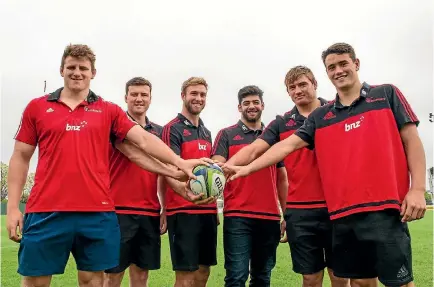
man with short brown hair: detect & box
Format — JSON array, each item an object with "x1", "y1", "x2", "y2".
[
  {"x1": 104, "y1": 77, "x2": 167, "y2": 287},
  {"x1": 6, "y1": 44, "x2": 209, "y2": 287}
]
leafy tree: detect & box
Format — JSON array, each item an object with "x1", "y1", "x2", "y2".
[
  {"x1": 1, "y1": 162, "x2": 8, "y2": 200},
  {"x1": 1, "y1": 162, "x2": 35, "y2": 203}
]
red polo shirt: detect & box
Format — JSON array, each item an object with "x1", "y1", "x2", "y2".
[
  {"x1": 162, "y1": 113, "x2": 216, "y2": 215},
  {"x1": 212, "y1": 121, "x2": 284, "y2": 221},
  {"x1": 14, "y1": 88, "x2": 136, "y2": 213},
  {"x1": 295, "y1": 83, "x2": 419, "y2": 220},
  {"x1": 109, "y1": 113, "x2": 163, "y2": 216},
  {"x1": 260, "y1": 98, "x2": 329, "y2": 209}
]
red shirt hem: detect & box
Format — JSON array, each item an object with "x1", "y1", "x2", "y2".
[
  {"x1": 25, "y1": 206, "x2": 115, "y2": 213},
  {"x1": 224, "y1": 213, "x2": 280, "y2": 221},
  {"x1": 286, "y1": 203, "x2": 327, "y2": 209},
  {"x1": 330, "y1": 204, "x2": 401, "y2": 220},
  {"x1": 166, "y1": 209, "x2": 217, "y2": 216},
  {"x1": 115, "y1": 210, "x2": 160, "y2": 216}
]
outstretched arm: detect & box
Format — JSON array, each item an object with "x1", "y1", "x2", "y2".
[
  {"x1": 224, "y1": 117, "x2": 282, "y2": 166},
  {"x1": 225, "y1": 139, "x2": 270, "y2": 166},
  {"x1": 115, "y1": 140, "x2": 187, "y2": 181},
  {"x1": 125, "y1": 126, "x2": 186, "y2": 168},
  {"x1": 227, "y1": 112, "x2": 318, "y2": 180},
  {"x1": 110, "y1": 105, "x2": 211, "y2": 179},
  {"x1": 228, "y1": 134, "x2": 308, "y2": 180}
]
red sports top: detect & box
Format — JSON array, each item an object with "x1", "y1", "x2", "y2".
[
  {"x1": 212, "y1": 121, "x2": 284, "y2": 221},
  {"x1": 162, "y1": 113, "x2": 216, "y2": 216},
  {"x1": 109, "y1": 113, "x2": 163, "y2": 216},
  {"x1": 14, "y1": 88, "x2": 136, "y2": 213},
  {"x1": 296, "y1": 83, "x2": 419, "y2": 220},
  {"x1": 260, "y1": 98, "x2": 329, "y2": 209}
]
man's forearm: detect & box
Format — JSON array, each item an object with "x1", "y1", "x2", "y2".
[
  {"x1": 404, "y1": 136, "x2": 426, "y2": 191},
  {"x1": 276, "y1": 169, "x2": 288, "y2": 214},
  {"x1": 277, "y1": 183, "x2": 288, "y2": 214},
  {"x1": 157, "y1": 176, "x2": 167, "y2": 212},
  {"x1": 117, "y1": 141, "x2": 178, "y2": 178},
  {"x1": 126, "y1": 127, "x2": 183, "y2": 167},
  {"x1": 165, "y1": 176, "x2": 185, "y2": 196},
  {"x1": 247, "y1": 135, "x2": 304, "y2": 174},
  {"x1": 226, "y1": 141, "x2": 267, "y2": 166},
  {"x1": 7, "y1": 155, "x2": 29, "y2": 208}
]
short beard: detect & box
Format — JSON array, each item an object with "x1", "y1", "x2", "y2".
[
  {"x1": 185, "y1": 102, "x2": 202, "y2": 115},
  {"x1": 242, "y1": 110, "x2": 262, "y2": 123}
]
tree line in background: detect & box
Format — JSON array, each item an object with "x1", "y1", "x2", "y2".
[
  {"x1": 0, "y1": 162, "x2": 433, "y2": 204},
  {"x1": 1, "y1": 162, "x2": 34, "y2": 203}
]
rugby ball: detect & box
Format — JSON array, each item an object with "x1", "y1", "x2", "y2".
[{"x1": 189, "y1": 164, "x2": 226, "y2": 198}]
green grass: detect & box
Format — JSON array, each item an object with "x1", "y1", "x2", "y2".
[{"x1": 1, "y1": 214, "x2": 433, "y2": 286}]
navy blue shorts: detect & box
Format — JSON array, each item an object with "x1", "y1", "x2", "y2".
[{"x1": 18, "y1": 212, "x2": 120, "y2": 276}]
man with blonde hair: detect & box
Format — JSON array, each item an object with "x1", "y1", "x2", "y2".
[{"x1": 162, "y1": 77, "x2": 217, "y2": 287}]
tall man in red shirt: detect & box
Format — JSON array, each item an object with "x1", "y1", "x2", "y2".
[
  {"x1": 162, "y1": 77, "x2": 217, "y2": 287},
  {"x1": 104, "y1": 77, "x2": 167, "y2": 287},
  {"x1": 211, "y1": 85, "x2": 288, "y2": 287},
  {"x1": 225, "y1": 43, "x2": 426, "y2": 287},
  {"x1": 6, "y1": 44, "x2": 209, "y2": 287}
]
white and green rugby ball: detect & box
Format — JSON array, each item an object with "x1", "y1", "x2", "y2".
[{"x1": 189, "y1": 164, "x2": 226, "y2": 198}]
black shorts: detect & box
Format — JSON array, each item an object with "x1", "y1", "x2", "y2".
[
  {"x1": 284, "y1": 208, "x2": 333, "y2": 274},
  {"x1": 105, "y1": 214, "x2": 160, "y2": 273},
  {"x1": 167, "y1": 213, "x2": 218, "y2": 271},
  {"x1": 332, "y1": 209, "x2": 413, "y2": 286}
]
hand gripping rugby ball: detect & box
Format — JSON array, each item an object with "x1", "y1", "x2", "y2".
[{"x1": 189, "y1": 164, "x2": 226, "y2": 198}]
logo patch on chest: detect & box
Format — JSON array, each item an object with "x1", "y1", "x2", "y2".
[
  {"x1": 344, "y1": 116, "x2": 364, "y2": 132},
  {"x1": 66, "y1": 121, "x2": 87, "y2": 131},
  {"x1": 183, "y1": 129, "x2": 192, "y2": 137},
  {"x1": 198, "y1": 143, "x2": 207, "y2": 150}
]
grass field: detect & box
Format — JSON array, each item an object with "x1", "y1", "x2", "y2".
[{"x1": 1, "y1": 214, "x2": 433, "y2": 287}]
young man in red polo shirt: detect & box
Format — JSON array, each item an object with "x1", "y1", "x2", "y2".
[
  {"x1": 6, "y1": 44, "x2": 209, "y2": 287},
  {"x1": 224, "y1": 43, "x2": 426, "y2": 287},
  {"x1": 211, "y1": 85, "x2": 288, "y2": 287},
  {"x1": 104, "y1": 77, "x2": 167, "y2": 287},
  {"x1": 162, "y1": 77, "x2": 217, "y2": 287}
]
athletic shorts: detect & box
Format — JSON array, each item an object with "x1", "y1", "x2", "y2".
[
  {"x1": 105, "y1": 214, "x2": 161, "y2": 273},
  {"x1": 332, "y1": 209, "x2": 413, "y2": 286},
  {"x1": 167, "y1": 213, "x2": 218, "y2": 271},
  {"x1": 284, "y1": 208, "x2": 333, "y2": 274},
  {"x1": 18, "y1": 212, "x2": 120, "y2": 276}
]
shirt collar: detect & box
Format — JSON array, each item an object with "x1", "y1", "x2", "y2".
[
  {"x1": 237, "y1": 120, "x2": 265, "y2": 134},
  {"x1": 289, "y1": 97, "x2": 329, "y2": 120},
  {"x1": 126, "y1": 111, "x2": 152, "y2": 129},
  {"x1": 177, "y1": 113, "x2": 204, "y2": 128},
  {"x1": 334, "y1": 82, "x2": 371, "y2": 109},
  {"x1": 47, "y1": 87, "x2": 99, "y2": 103}
]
